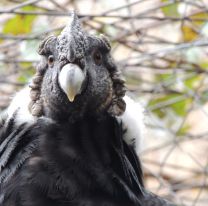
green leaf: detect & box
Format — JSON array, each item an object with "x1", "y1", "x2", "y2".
[
  {"x1": 19, "y1": 62, "x2": 33, "y2": 69},
  {"x1": 200, "y1": 61, "x2": 208, "y2": 70},
  {"x1": 18, "y1": 75, "x2": 28, "y2": 84},
  {"x1": 156, "y1": 73, "x2": 173, "y2": 82},
  {"x1": 184, "y1": 75, "x2": 201, "y2": 89},
  {"x1": 177, "y1": 124, "x2": 190, "y2": 136},
  {"x1": 181, "y1": 25, "x2": 198, "y2": 42},
  {"x1": 190, "y1": 12, "x2": 208, "y2": 26},
  {"x1": 181, "y1": 12, "x2": 208, "y2": 42},
  {"x1": 3, "y1": 6, "x2": 37, "y2": 35},
  {"x1": 170, "y1": 97, "x2": 192, "y2": 116},
  {"x1": 148, "y1": 95, "x2": 173, "y2": 118},
  {"x1": 161, "y1": 0, "x2": 180, "y2": 17},
  {"x1": 149, "y1": 94, "x2": 192, "y2": 117}
]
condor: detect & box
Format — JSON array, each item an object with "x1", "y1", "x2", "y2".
[{"x1": 0, "y1": 12, "x2": 175, "y2": 206}]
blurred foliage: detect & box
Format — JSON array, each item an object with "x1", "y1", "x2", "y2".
[
  {"x1": 0, "y1": 0, "x2": 208, "y2": 205},
  {"x1": 18, "y1": 62, "x2": 35, "y2": 83},
  {"x1": 3, "y1": 6, "x2": 38, "y2": 35},
  {"x1": 161, "y1": 0, "x2": 180, "y2": 17}
]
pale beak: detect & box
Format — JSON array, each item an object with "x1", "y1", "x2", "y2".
[{"x1": 58, "y1": 63, "x2": 85, "y2": 102}]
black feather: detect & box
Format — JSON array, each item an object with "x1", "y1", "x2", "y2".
[
  {"x1": 1, "y1": 115, "x2": 142, "y2": 205},
  {"x1": 0, "y1": 114, "x2": 176, "y2": 206}
]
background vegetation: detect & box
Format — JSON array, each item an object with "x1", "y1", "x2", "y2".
[{"x1": 0, "y1": 0, "x2": 208, "y2": 205}]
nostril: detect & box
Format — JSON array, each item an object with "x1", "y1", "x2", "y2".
[
  {"x1": 79, "y1": 59, "x2": 85, "y2": 69},
  {"x1": 74, "y1": 58, "x2": 85, "y2": 70}
]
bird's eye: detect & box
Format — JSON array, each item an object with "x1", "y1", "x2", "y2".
[
  {"x1": 93, "y1": 51, "x2": 102, "y2": 66},
  {"x1": 48, "y1": 55, "x2": 54, "y2": 66}
]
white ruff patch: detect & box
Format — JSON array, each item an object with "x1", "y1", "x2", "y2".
[
  {"x1": 5, "y1": 87, "x2": 145, "y2": 153},
  {"x1": 7, "y1": 86, "x2": 36, "y2": 125},
  {"x1": 116, "y1": 95, "x2": 145, "y2": 154}
]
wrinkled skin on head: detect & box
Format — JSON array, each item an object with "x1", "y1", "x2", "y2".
[{"x1": 29, "y1": 13, "x2": 126, "y2": 121}]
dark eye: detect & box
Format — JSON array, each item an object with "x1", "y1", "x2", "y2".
[
  {"x1": 48, "y1": 55, "x2": 54, "y2": 66},
  {"x1": 93, "y1": 51, "x2": 102, "y2": 66}
]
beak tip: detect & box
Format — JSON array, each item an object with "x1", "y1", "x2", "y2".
[
  {"x1": 69, "y1": 98, "x2": 75, "y2": 102},
  {"x1": 68, "y1": 94, "x2": 75, "y2": 102}
]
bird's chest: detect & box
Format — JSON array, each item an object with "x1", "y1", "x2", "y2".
[{"x1": 21, "y1": 117, "x2": 138, "y2": 206}]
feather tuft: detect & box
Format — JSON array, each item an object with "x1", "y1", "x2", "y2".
[{"x1": 116, "y1": 95, "x2": 145, "y2": 154}]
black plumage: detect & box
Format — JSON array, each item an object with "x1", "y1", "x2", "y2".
[{"x1": 0, "y1": 12, "x2": 176, "y2": 206}]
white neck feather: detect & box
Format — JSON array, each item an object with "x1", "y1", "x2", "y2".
[
  {"x1": 116, "y1": 95, "x2": 145, "y2": 154},
  {"x1": 7, "y1": 86, "x2": 36, "y2": 126}
]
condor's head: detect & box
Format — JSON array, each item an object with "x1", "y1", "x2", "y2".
[{"x1": 29, "y1": 12, "x2": 126, "y2": 121}]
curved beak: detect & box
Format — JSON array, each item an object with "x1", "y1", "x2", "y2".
[{"x1": 58, "y1": 63, "x2": 85, "y2": 102}]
